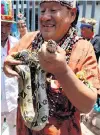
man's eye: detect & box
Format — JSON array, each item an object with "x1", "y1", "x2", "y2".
[
  {"x1": 51, "y1": 9, "x2": 57, "y2": 12},
  {"x1": 40, "y1": 10, "x2": 45, "y2": 13}
]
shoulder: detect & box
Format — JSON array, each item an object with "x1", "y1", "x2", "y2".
[
  {"x1": 91, "y1": 35, "x2": 100, "y2": 44},
  {"x1": 9, "y1": 35, "x2": 19, "y2": 44},
  {"x1": 19, "y1": 31, "x2": 40, "y2": 46},
  {"x1": 18, "y1": 31, "x2": 40, "y2": 50},
  {"x1": 73, "y1": 39, "x2": 94, "y2": 56},
  {"x1": 8, "y1": 35, "x2": 19, "y2": 49},
  {"x1": 9, "y1": 35, "x2": 19, "y2": 41},
  {"x1": 73, "y1": 39, "x2": 97, "y2": 67},
  {"x1": 94, "y1": 35, "x2": 100, "y2": 40},
  {"x1": 9, "y1": 31, "x2": 40, "y2": 53},
  {"x1": 21, "y1": 31, "x2": 40, "y2": 40},
  {"x1": 69, "y1": 39, "x2": 95, "y2": 71}
]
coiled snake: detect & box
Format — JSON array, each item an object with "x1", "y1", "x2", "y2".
[{"x1": 13, "y1": 40, "x2": 57, "y2": 131}]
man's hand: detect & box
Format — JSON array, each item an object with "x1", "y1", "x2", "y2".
[
  {"x1": 38, "y1": 41, "x2": 67, "y2": 76},
  {"x1": 3, "y1": 52, "x2": 22, "y2": 78}
]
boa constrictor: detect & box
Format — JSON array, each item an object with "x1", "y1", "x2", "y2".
[{"x1": 13, "y1": 40, "x2": 57, "y2": 131}]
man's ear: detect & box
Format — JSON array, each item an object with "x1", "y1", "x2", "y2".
[{"x1": 70, "y1": 8, "x2": 77, "y2": 23}]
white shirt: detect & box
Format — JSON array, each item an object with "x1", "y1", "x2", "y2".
[{"x1": 1, "y1": 35, "x2": 19, "y2": 113}]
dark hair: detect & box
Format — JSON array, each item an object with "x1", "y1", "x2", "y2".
[
  {"x1": 71, "y1": 8, "x2": 79, "y2": 27},
  {"x1": 72, "y1": 2, "x2": 79, "y2": 27},
  {"x1": 66, "y1": 2, "x2": 79, "y2": 27}
]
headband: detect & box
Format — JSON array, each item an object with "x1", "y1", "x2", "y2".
[{"x1": 40, "y1": 0, "x2": 77, "y2": 8}]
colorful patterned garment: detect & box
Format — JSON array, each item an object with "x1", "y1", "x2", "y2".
[{"x1": 9, "y1": 27, "x2": 100, "y2": 135}]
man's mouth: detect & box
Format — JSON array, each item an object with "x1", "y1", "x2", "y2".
[{"x1": 43, "y1": 24, "x2": 55, "y2": 27}]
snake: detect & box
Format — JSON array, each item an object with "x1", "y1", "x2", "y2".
[{"x1": 13, "y1": 40, "x2": 57, "y2": 131}]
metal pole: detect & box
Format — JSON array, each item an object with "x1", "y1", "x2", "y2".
[
  {"x1": 31, "y1": 1, "x2": 35, "y2": 31},
  {"x1": 82, "y1": 1, "x2": 87, "y2": 17},
  {"x1": 91, "y1": 1, "x2": 96, "y2": 18}
]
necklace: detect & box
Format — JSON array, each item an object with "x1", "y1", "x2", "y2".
[{"x1": 32, "y1": 27, "x2": 82, "y2": 119}]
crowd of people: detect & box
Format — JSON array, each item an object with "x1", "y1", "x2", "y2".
[{"x1": 1, "y1": 0, "x2": 100, "y2": 135}]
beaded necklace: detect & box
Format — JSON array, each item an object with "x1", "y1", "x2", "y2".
[
  {"x1": 32, "y1": 27, "x2": 82, "y2": 120},
  {"x1": 32, "y1": 27, "x2": 82, "y2": 64}
]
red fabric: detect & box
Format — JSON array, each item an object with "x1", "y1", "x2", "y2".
[{"x1": 17, "y1": 105, "x2": 82, "y2": 135}]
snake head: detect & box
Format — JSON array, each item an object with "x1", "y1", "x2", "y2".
[{"x1": 46, "y1": 40, "x2": 57, "y2": 53}]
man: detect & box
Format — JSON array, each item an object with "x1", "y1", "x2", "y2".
[
  {"x1": 3, "y1": 1, "x2": 100, "y2": 135},
  {"x1": 80, "y1": 17, "x2": 100, "y2": 63},
  {"x1": 1, "y1": 1, "x2": 27, "y2": 135}
]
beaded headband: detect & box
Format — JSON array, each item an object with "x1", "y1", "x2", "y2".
[
  {"x1": 80, "y1": 17, "x2": 97, "y2": 29},
  {"x1": 40, "y1": 0, "x2": 77, "y2": 8}
]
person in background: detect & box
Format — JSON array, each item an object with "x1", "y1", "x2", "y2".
[
  {"x1": 1, "y1": 0, "x2": 18, "y2": 134},
  {"x1": 80, "y1": 17, "x2": 100, "y2": 63},
  {"x1": 10, "y1": 13, "x2": 28, "y2": 39},
  {"x1": 3, "y1": 1, "x2": 100, "y2": 135},
  {"x1": 1, "y1": 1, "x2": 28, "y2": 135},
  {"x1": 17, "y1": 13, "x2": 28, "y2": 38}
]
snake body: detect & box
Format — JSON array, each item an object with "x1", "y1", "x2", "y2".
[{"x1": 14, "y1": 40, "x2": 57, "y2": 131}]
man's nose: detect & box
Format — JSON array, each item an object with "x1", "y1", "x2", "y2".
[{"x1": 40, "y1": 10, "x2": 52, "y2": 21}]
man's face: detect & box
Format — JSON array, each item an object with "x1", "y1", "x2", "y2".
[
  {"x1": 39, "y1": 2, "x2": 75, "y2": 42},
  {"x1": 1, "y1": 22, "x2": 12, "y2": 41},
  {"x1": 81, "y1": 27, "x2": 93, "y2": 39}
]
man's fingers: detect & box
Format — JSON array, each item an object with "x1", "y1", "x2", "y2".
[
  {"x1": 57, "y1": 46, "x2": 66, "y2": 55},
  {"x1": 5, "y1": 57, "x2": 22, "y2": 65},
  {"x1": 3, "y1": 53, "x2": 22, "y2": 78},
  {"x1": 38, "y1": 42, "x2": 66, "y2": 60},
  {"x1": 3, "y1": 65, "x2": 19, "y2": 78},
  {"x1": 4, "y1": 54, "x2": 22, "y2": 66},
  {"x1": 38, "y1": 54, "x2": 52, "y2": 72}
]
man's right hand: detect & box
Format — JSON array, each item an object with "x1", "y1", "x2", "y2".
[{"x1": 3, "y1": 52, "x2": 22, "y2": 78}]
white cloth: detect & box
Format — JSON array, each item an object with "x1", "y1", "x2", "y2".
[{"x1": 1, "y1": 35, "x2": 19, "y2": 113}]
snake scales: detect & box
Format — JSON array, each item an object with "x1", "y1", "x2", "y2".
[{"x1": 13, "y1": 40, "x2": 57, "y2": 131}]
